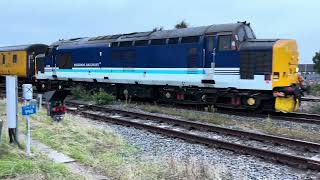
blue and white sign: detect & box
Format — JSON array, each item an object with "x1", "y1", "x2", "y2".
[{"x1": 22, "y1": 105, "x2": 37, "y2": 116}]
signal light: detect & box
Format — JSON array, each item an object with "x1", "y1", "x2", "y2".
[
  {"x1": 60, "y1": 107, "x2": 66, "y2": 113},
  {"x1": 52, "y1": 107, "x2": 59, "y2": 113}
]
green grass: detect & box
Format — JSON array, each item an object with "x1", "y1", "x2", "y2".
[
  {"x1": 0, "y1": 133, "x2": 81, "y2": 179},
  {"x1": 26, "y1": 109, "x2": 141, "y2": 177}
]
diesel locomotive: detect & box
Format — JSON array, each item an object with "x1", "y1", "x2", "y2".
[{"x1": 0, "y1": 22, "x2": 303, "y2": 112}]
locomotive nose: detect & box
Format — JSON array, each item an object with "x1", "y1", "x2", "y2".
[{"x1": 272, "y1": 40, "x2": 301, "y2": 112}]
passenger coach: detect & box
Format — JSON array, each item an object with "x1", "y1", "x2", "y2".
[{"x1": 0, "y1": 44, "x2": 48, "y2": 81}]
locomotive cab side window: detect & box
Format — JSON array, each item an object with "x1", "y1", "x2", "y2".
[
  {"x1": 12, "y1": 54, "x2": 17, "y2": 64},
  {"x1": 244, "y1": 26, "x2": 255, "y2": 39},
  {"x1": 218, "y1": 35, "x2": 232, "y2": 51},
  {"x1": 237, "y1": 27, "x2": 246, "y2": 42}
]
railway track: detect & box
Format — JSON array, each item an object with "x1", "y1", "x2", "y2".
[
  {"x1": 1, "y1": 85, "x2": 319, "y2": 125},
  {"x1": 217, "y1": 109, "x2": 320, "y2": 125},
  {"x1": 302, "y1": 97, "x2": 320, "y2": 102},
  {"x1": 66, "y1": 101, "x2": 320, "y2": 171}
]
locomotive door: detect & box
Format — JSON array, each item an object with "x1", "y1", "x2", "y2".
[
  {"x1": 214, "y1": 33, "x2": 238, "y2": 68},
  {"x1": 204, "y1": 35, "x2": 217, "y2": 80}
]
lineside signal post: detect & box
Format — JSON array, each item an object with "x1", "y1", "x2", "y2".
[{"x1": 22, "y1": 84, "x2": 37, "y2": 156}]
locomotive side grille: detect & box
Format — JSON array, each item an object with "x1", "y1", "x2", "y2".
[
  {"x1": 111, "y1": 50, "x2": 136, "y2": 67},
  {"x1": 240, "y1": 51, "x2": 272, "y2": 79},
  {"x1": 187, "y1": 48, "x2": 198, "y2": 69}
]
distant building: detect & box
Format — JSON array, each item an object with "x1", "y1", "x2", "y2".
[{"x1": 298, "y1": 64, "x2": 320, "y2": 83}]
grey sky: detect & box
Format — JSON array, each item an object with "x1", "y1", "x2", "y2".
[{"x1": 0, "y1": 0, "x2": 318, "y2": 63}]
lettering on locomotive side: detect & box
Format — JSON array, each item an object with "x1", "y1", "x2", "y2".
[{"x1": 74, "y1": 63, "x2": 100, "y2": 67}]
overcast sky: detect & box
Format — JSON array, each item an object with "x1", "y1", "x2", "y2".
[{"x1": 0, "y1": 0, "x2": 318, "y2": 63}]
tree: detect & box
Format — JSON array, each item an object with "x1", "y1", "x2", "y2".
[
  {"x1": 312, "y1": 51, "x2": 320, "y2": 74},
  {"x1": 175, "y1": 20, "x2": 189, "y2": 29}
]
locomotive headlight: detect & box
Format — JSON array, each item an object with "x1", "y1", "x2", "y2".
[
  {"x1": 247, "y1": 97, "x2": 256, "y2": 106},
  {"x1": 296, "y1": 67, "x2": 299, "y2": 72}
]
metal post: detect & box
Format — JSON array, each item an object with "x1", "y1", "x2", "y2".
[
  {"x1": 26, "y1": 115, "x2": 31, "y2": 155},
  {"x1": 22, "y1": 84, "x2": 33, "y2": 156},
  {"x1": 37, "y1": 94, "x2": 43, "y2": 110}
]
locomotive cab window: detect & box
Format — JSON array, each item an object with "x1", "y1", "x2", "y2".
[
  {"x1": 237, "y1": 27, "x2": 246, "y2": 42},
  {"x1": 218, "y1": 35, "x2": 232, "y2": 51},
  {"x1": 12, "y1": 55, "x2": 17, "y2": 64},
  {"x1": 57, "y1": 53, "x2": 73, "y2": 69}
]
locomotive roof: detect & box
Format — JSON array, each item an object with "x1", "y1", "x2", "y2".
[
  {"x1": 0, "y1": 44, "x2": 48, "y2": 52},
  {"x1": 52, "y1": 22, "x2": 245, "y2": 47}
]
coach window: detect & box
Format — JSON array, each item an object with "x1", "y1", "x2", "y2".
[
  {"x1": 218, "y1": 35, "x2": 232, "y2": 51},
  {"x1": 13, "y1": 55, "x2": 17, "y2": 64},
  {"x1": 181, "y1": 36, "x2": 200, "y2": 44},
  {"x1": 168, "y1": 38, "x2": 179, "y2": 44},
  {"x1": 57, "y1": 53, "x2": 73, "y2": 69},
  {"x1": 2, "y1": 55, "x2": 5, "y2": 64}
]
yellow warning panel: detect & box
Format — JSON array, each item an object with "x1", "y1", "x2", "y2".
[{"x1": 275, "y1": 96, "x2": 297, "y2": 113}]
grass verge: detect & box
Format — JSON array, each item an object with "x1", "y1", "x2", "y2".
[{"x1": 0, "y1": 116, "x2": 80, "y2": 179}]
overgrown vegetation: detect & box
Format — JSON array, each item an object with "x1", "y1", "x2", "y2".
[
  {"x1": 310, "y1": 84, "x2": 320, "y2": 96},
  {"x1": 94, "y1": 91, "x2": 115, "y2": 105},
  {"x1": 71, "y1": 85, "x2": 115, "y2": 105},
  {"x1": 312, "y1": 51, "x2": 320, "y2": 74},
  {"x1": 0, "y1": 102, "x2": 81, "y2": 179}
]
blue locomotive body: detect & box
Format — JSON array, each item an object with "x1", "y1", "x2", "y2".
[{"x1": 35, "y1": 22, "x2": 302, "y2": 112}]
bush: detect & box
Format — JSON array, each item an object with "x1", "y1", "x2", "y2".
[
  {"x1": 94, "y1": 91, "x2": 115, "y2": 105},
  {"x1": 310, "y1": 84, "x2": 320, "y2": 96},
  {"x1": 71, "y1": 85, "x2": 93, "y2": 101}
]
